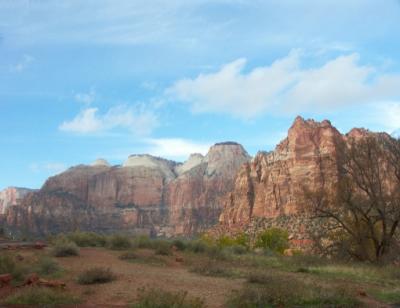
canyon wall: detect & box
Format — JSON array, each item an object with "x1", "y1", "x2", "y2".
[{"x1": 4, "y1": 143, "x2": 250, "y2": 237}]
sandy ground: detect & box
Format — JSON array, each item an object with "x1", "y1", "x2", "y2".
[{"x1": 56, "y1": 248, "x2": 244, "y2": 307}]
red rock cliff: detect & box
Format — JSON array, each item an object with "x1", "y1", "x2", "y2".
[
  {"x1": 219, "y1": 116, "x2": 344, "y2": 228},
  {"x1": 4, "y1": 144, "x2": 250, "y2": 237}
]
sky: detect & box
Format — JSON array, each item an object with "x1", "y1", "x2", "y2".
[{"x1": 1, "y1": 0, "x2": 400, "y2": 189}]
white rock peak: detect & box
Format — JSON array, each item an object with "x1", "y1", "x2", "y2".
[
  {"x1": 123, "y1": 154, "x2": 176, "y2": 179},
  {"x1": 175, "y1": 153, "x2": 204, "y2": 175},
  {"x1": 91, "y1": 158, "x2": 110, "y2": 167}
]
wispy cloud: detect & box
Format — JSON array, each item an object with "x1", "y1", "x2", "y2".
[
  {"x1": 75, "y1": 88, "x2": 96, "y2": 105},
  {"x1": 145, "y1": 138, "x2": 211, "y2": 158},
  {"x1": 168, "y1": 51, "x2": 400, "y2": 119},
  {"x1": 59, "y1": 104, "x2": 159, "y2": 136},
  {"x1": 29, "y1": 162, "x2": 67, "y2": 175},
  {"x1": 375, "y1": 102, "x2": 400, "y2": 133},
  {"x1": 10, "y1": 54, "x2": 34, "y2": 72}
]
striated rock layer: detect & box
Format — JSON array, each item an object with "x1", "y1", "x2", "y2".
[
  {"x1": 214, "y1": 117, "x2": 391, "y2": 247},
  {"x1": 0, "y1": 187, "x2": 34, "y2": 215},
  {"x1": 219, "y1": 116, "x2": 344, "y2": 227},
  {"x1": 4, "y1": 116, "x2": 389, "y2": 240},
  {"x1": 5, "y1": 144, "x2": 250, "y2": 237}
]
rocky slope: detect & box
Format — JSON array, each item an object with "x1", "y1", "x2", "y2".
[
  {"x1": 0, "y1": 187, "x2": 34, "y2": 215},
  {"x1": 4, "y1": 143, "x2": 250, "y2": 237},
  {"x1": 214, "y1": 117, "x2": 393, "y2": 247},
  {"x1": 219, "y1": 117, "x2": 344, "y2": 227},
  {"x1": 4, "y1": 116, "x2": 390, "y2": 240}
]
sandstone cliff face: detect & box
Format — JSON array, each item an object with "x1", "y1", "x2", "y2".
[
  {"x1": 0, "y1": 187, "x2": 34, "y2": 215},
  {"x1": 167, "y1": 143, "x2": 251, "y2": 235},
  {"x1": 219, "y1": 117, "x2": 344, "y2": 228},
  {"x1": 5, "y1": 145, "x2": 250, "y2": 237}
]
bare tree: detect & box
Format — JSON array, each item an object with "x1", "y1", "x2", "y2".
[{"x1": 304, "y1": 135, "x2": 400, "y2": 262}]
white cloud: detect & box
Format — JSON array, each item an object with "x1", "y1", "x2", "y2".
[
  {"x1": 59, "y1": 105, "x2": 158, "y2": 136},
  {"x1": 145, "y1": 138, "x2": 211, "y2": 159},
  {"x1": 375, "y1": 102, "x2": 400, "y2": 133},
  {"x1": 10, "y1": 54, "x2": 34, "y2": 72},
  {"x1": 29, "y1": 162, "x2": 67, "y2": 174},
  {"x1": 75, "y1": 89, "x2": 96, "y2": 105},
  {"x1": 168, "y1": 51, "x2": 400, "y2": 119}
]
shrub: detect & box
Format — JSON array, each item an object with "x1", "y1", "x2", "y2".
[
  {"x1": 206, "y1": 246, "x2": 230, "y2": 261},
  {"x1": 131, "y1": 287, "x2": 205, "y2": 308},
  {"x1": 77, "y1": 267, "x2": 116, "y2": 285},
  {"x1": 227, "y1": 272, "x2": 359, "y2": 307},
  {"x1": 4, "y1": 287, "x2": 80, "y2": 305},
  {"x1": 0, "y1": 254, "x2": 26, "y2": 281},
  {"x1": 187, "y1": 240, "x2": 208, "y2": 253},
  {"x1": 190, "y1": 260, "x2": 232, "y2": 277},
  {"x1": 154, "y1": 241, "x2": 172, "y2": 256},
  {"x1": 107, "y1": 234, "x2": 132, "y2": 250},
  {"x1": 134, "y1": 235, "x2": 153, "y2": 249},
  {"x1": 67, "y1": 231, "x2": 107, "y2": 247},
  {"x1": 36, "y1": 257, "x2": 61, "y2": 276},
  {"x1": 0, "y1": 254, "x2": 16, "y2": 275},
  {"x1": 224, "y1": 245, "x2": 247, "y2": 255},
  {"x1": 172, "y1": 239, "x2": 187, "y2": 251},
  {"x1": 119, "y1": 251, "x2": 138, "y2": 260},
  {"x1": 51, "y1": 240, "x2": 80, "y2": 257},
  {"x1": 216, "y1": 235, "x2": 237, "y2": 248},
  {"x1": 247, "y1": 272, "x2": 271, "y2": 284},
  {"x1": 255, "y1": 228, "x2": 289, "y2": 254}
]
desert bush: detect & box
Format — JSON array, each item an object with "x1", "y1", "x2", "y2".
[
  {"x1": 154, "y1": 241, "x2": 172, "y2": 256},
  {"x1": 119, "y1": 251, "x2": 138, "y2": 260},
  {"x1": 77, "y1": 267, "x2": 116, "y2": 285},
  {"x1": 190, "y1": 260, "x2": 232, "y2": 277},
  {"x1": 4, "y1": 287, "x2": 80, "y2": 305},
  {"x1": 67, "y1": 231, "x2": 107, "y2": 247},
  {"x1": 206, "y1": 246, "x2": 230, "y2": 261},
  {"x1": 223, "y1": 245, "x2": 247, "y2": 255},
  {"x1": 186, "y1": 240, "x2": 208, "y2": 253},
  {"x1": 216, "y1": 235, "x2": 237, "y2": 248},
  {"x1": 228, "y1": 273, "x2": 359, "y2": 307},
  {"x1": 369, "y1": 288, "x2": 400, "y2": 305},
  {"x1": 172, "y1": 239, "x2": 187, "y2": 251},
  {"x1": 247, "y1": 272, "x2": 271, "y2": 284},
  {"x1": 255, "y1": 228, "x2": 289, "y2": 254},
  {"x1": 131, "y1": 287, "x2": 205, "y2": 308},
  {"x1": 107, "y1": 234, "x2": 132, "y2": 250},
  {"x1": 134, "y1": 235, "x2": 153, "y2": 249},
  {"x1": 51, "y1": 240, "x2": 80, "y2": 257},
  {"x1": 0, "y1": 254, "x2": 25, "y2": 281},
  {"x1": 0, "y1": 254, "x2": 17, "y2": 275},
  {"x1": 36, "y1": 257, "x2": 61, "y2": 276}
]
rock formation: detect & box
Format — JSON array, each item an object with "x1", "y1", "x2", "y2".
[
  {"x1": 167, "y1": 142, "x2": 251, "y2": 234},
  {"x1": 4, "y1": 143, "x2": 250, "y2": 237},
  {"x1": 219, "y1": 117, "x2": 344, "y2": 227},
  {"x1": 4, "y1": 116, "x2": 391, "y2": 241},
  {"x1": 213, "y1": 117, "x2": 393, "y2": 248},
  {"x1": 0, "y1": 187, "x2": 33, "y2": 215}
]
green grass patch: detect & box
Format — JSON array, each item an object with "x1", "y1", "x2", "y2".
[
  {"x1": 369, "y1": 288, "x2": 400, "y2": 304},
  {"x1": 51, "y1": 240, "x2": 80, "y2": 257},
  {"x1": 107, "y1": 234, "x2": 132, "y2": 250},
  {"x1": 35, "y1": 256, "x2": 63, "y2": 277},
  {"x1": 77, "y1": 267, "x2": 116, "y2": 285},
  {"x1": 130, "y1": 287, "x2": 205, "y2": 308},
  {"x1": 190, "y1": 260, "x2": 234, "y2": 277},
  {"x1": 307, "y1": 264, "x2": 399, "y2": 286},
  {"x1": 228, "y1": 272, "x2": 359, "y2": 307},
  {"x1": 66, "y1": 231, "x2": 107, "y2": 247},
  {"x1": 4, "y1": 287, "x2": 80, "y2": 306},
  {"x1": 119, "y1": 250, "x2": 138, "y2": 260}
]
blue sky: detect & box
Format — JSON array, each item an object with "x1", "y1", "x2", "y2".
[{"x1": 1, "y1": 0, "x2": 400, "y2": 189}]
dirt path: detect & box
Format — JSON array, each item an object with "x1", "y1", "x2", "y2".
[{"x1": 57, "y1": 248, "x2": 244, "y2": 307}]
